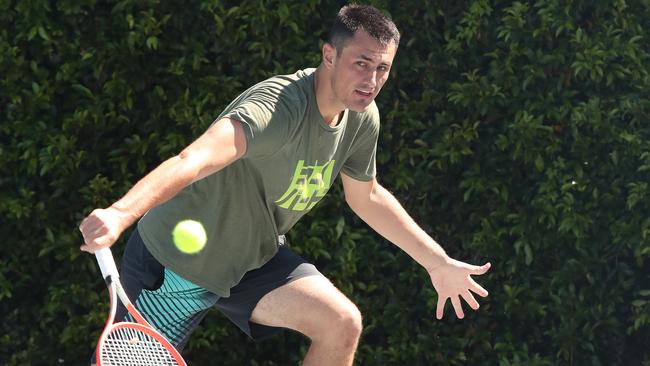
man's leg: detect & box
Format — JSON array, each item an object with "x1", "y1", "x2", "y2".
[{"x1": 250, "y1": 275, "x2": 363, "y2": 366}]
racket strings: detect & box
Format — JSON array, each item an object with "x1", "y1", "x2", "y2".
[{"x1": 101, "y1": 326, "x2": 181, "y2": 366}]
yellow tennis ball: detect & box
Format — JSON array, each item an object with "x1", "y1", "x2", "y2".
[{"x1": 172, "y1": 220, "x2": 207, "y2": 254}]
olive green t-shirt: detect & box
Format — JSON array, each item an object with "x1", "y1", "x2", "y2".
[{"x1": 138, "y1": 68, "x2": 379, "y2": 297}]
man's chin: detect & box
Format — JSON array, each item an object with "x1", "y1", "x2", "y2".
[{"x1": 348, "y1": 102, "x2": 373, "y2": 113}]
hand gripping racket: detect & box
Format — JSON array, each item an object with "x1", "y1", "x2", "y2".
[{"x1": 94, "y1": 247, "x2": 187, "y2": 366}]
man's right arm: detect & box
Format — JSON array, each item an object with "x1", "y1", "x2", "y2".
[{"x1": 79, "y1": 118, "x2": 247, "y2": 253}]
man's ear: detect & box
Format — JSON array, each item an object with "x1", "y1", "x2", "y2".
[{"x1": 322, "y1": 43, "x2": 337, "y2": 69}]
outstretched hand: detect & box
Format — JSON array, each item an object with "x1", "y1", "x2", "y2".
[{"x1": 428, "y1": 258, "x2": 491, "y2": 319}]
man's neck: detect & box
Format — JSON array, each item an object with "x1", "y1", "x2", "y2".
[{"x1": 314, "y1": 66, "x2": 345, "y2": 127}]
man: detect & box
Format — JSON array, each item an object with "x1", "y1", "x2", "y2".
[{"x1": 80, "y1": 4, "x2": 491, "y2": 365}]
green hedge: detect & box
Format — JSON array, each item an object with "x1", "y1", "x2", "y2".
[{"x1": 2, "y1": 0, "x2": 649, "y2": 365}]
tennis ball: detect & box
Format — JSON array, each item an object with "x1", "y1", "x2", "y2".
[{"x1": 172, "y1": 220, "x2": 207, "y2": 254}]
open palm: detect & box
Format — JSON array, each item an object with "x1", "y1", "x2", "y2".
[{"x1": 429, "y1": 258, "x2": 491, "y2": 319}]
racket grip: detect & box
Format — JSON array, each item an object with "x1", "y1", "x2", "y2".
[{"x1": 95, "y1": 247, "x2": 120, "y2": 281}]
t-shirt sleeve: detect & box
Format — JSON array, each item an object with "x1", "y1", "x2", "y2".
[
  {"x1": 221, "y1": 85, "x2": 297, "y2": 159},
  {"x1": 341, "y1": 105, "x2": 380, "y2": 182}
]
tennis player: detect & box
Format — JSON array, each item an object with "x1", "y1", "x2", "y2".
[{"x1": 80, "y1": 4, "x2": 490, "y2": 365}]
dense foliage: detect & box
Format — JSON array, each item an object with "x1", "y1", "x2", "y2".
[{"x1": 2, "y1": 0, "x2": 649, "y2": 364}]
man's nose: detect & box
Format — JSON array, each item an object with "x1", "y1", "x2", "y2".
[{"x1": 365, "y1": 70, "x2": 377, "y2": 88}]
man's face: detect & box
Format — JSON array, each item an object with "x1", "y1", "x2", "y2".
[{"x1": 327, "y1": 30, "x2": 397, "y2": 112}]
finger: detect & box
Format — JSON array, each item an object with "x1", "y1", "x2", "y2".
[
  {"x1": 80, "y1": 238, "x2": 107, "y2": 253},
  {"x1": 451, "y1": 296, "x2": 464, "y2": 319},
  {"x1": 89, "y1": 224, "x2": 108, "y2": 241},
  {"x1": 84, "y1": 220, "x2": 103, "y2": 234},
  {"x1": 80, "y1": 230, "x2": 110, "y2": 251},
  {"x1": 81, "y1": 244, "x2": 102, "y2": 254},
  {"x1": 80, "y1": 222, "x2": 108, "y2": 244},
  {"x1": 469, "y1": 262, "x2": 491, "y2": 275},
  {"x1": 80, "y1": 239, "x2": 99, "y2": 252},
  {"x1": 79, "y1": 216, "x2": 95, "y2": 235},
  {"x1": 460, "y1": 290, "x2": 480, "y2": 310},
  {"x1": 436, "y1": 296, "x2": 447, "y2": 320},
  {"x1": 79, "y1": 210, "x2": 99, "y2": 231},
  {"x1": 79, "y1": 216, "x2": 91, "y2": 234},
  {"x1": 468, "y1": 277, "x2": 489, "y2": 297}
]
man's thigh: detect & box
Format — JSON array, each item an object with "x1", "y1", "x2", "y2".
[
  {"x1": 214, "y1": 243, "x2": 325, "y2": 340},
  {"x1": 249, "y1": 274, "x2": 361, "y2": 339}
]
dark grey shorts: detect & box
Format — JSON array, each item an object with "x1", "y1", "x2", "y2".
[{"x1": 116, "y1": 228, "x2": 321, "y2": 351}]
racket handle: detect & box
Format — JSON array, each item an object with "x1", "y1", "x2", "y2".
[{"x1": 95, "y1": 247, "x2": 120, "y2": 281}]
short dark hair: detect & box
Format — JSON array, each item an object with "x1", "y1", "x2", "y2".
[{"x1": 328, "y1": 4, "x2": 400, "y2": 53}]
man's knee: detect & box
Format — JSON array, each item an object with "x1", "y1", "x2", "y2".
[
  {"x1": 313, "y1": 301, "x2": 363, "y2": 345},
  {"x1": 337, "y1": 303, "x2": 363, "y2": 336},
  {"x1": 339, "y1": 303, "x2": 363, "y2": 348}
]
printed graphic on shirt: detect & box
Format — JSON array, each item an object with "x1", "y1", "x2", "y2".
[{"x1": 276, "y1": 160, "x2": 335, "y2": 211}]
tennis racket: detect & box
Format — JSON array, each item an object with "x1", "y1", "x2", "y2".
[{"x1": 94, "y1": 247, "x2": 187, "y2": 366}]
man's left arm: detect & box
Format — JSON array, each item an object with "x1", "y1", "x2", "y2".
[{"x1": 340, "y1": 172, "x2": 491, "y2": 319}]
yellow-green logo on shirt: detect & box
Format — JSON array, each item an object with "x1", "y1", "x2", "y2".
[{"x1": 276, "y1": 160, "x2": 335, "y2": 211}]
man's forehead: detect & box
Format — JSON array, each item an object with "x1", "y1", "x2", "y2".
[{"x1": 340, "y1": 31, "x2": 397, "y2": 61}]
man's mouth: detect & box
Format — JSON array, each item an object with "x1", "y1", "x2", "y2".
[{"x1": 355, "y1": 89, "x2": 373, "y2": 97}]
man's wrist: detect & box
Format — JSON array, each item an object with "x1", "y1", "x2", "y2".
[
  {"x1": 424, "y1": 251, "x2": 452, "y2": 274},
  {"x1": 108, "y1": 203, "x2": 138, "y2": 230}
]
